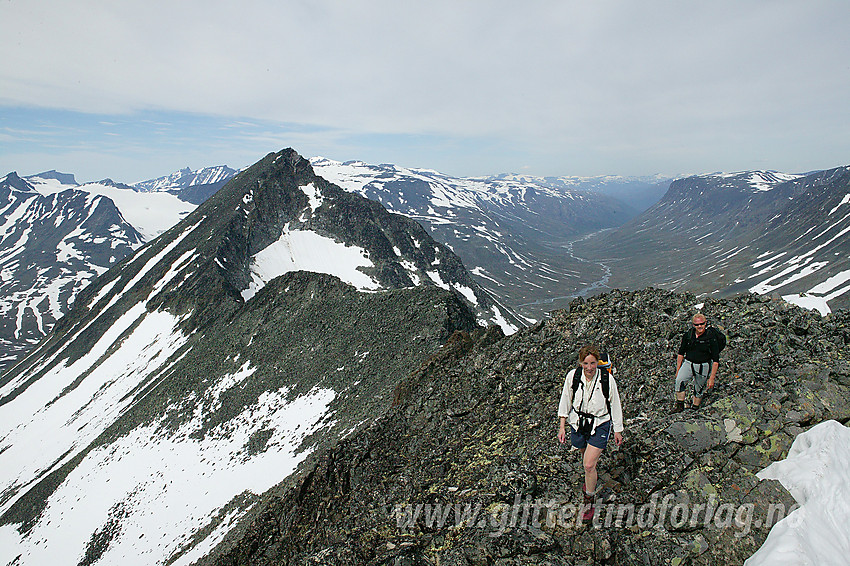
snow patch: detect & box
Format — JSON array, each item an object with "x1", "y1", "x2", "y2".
[
  {"x1": 242, "y1": 228, "x2": 380, "y2": 300},
  {"x1": 782, "y1": 294, "x2": 832, "y2": 316},
  {"x1": 301, "y1": 182, "x2": 324, "y2": 212},
  {"x1": 747, "y1": 420, "x2": 850, "y2": 565},
  {"x1": 829, "y1": 194, "x2": 850, "y2": 215}
]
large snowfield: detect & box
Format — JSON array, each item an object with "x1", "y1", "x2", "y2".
[
  {"x1": 28, "y1": 177, "x2": 195, "y2": 240},
  {"x1": 0, "y1": 216, "x2": 339, "y2": 564}
]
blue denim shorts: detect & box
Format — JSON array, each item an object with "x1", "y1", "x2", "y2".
[{"x1": 571, "y1": 419, "x2": 611, "y2": 451}]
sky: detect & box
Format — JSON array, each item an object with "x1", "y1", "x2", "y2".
[{"x1": 1, "y1": 1, "x2": 849, "y2": 184}]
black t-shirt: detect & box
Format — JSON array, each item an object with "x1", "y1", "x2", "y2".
[{"x1": 678, "y1": 328, "x2": 720, "y2": 364}]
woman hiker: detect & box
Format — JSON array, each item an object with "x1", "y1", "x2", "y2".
[{"x1": 557, "y1": 345, "x2": 625, "y2": 523}]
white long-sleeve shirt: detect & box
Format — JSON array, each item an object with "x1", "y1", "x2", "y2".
[{"x1": 558, "y1": 368, "x2": 624, "y2": 434}]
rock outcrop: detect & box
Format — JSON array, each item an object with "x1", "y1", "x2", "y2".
[{"x1": 203, "y1": 288, "x2": 850, "y2": 566}]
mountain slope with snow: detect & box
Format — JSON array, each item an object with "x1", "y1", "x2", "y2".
[
  {"x1": 312, "y1": 157, "x2": 666, "y2": 319},
  {"x1": 27, "y1": 173, "x2": 195, "y2": 240},
  {"x1": 575, "y1": 166, "x2": 850, "y2": 313},
  {"x1": 0, "y1": 173, "x2": 143, "y2": 372},
  {"x1": 0, "y1": 149, "x2": 514, "y2": 565},
  {"x1": 0, "y1": 170, "x2": 199, "y2": 373}
]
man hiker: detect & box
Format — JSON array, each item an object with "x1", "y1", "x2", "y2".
[{"x1": 672, "y1": 313, "x2": 719, "y2": 413}]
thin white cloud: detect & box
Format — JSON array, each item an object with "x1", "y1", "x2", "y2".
[{"x1": 1, "y1": 0, "x2": 849, "y2": 178}]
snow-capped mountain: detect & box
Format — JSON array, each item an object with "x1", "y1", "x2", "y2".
[
  {"x1": 0, "y1": 172, "x2": 143, "y2": 372},
  {"x1": 0, "y1": 148, "x2": 510, "y2": 565},
  {"x1": 575, "y1": 167, "x2": 850, "y2": 313},
  {"x1": 26, "y1": 172, "x2": 196, "y2": 240},
  {"x1": 132, "y1": 165, "x2": 238, "y2": 204},
  {"x1": 311, "y1": 157, "x2": 665, "y2": 320},
  {"x1": 0, "y1": 171, "x2": 197, "y2": 373},
  {"x1": 132, "y1": 165, "x2": 235, "y2": 190},
  {"x1": 484, "y1": 171, "x2": 670, "y2": 212}
]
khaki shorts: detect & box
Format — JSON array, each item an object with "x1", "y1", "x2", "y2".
[{"x1": 676, "y1": 361, "x2": 710, "y2": 397}]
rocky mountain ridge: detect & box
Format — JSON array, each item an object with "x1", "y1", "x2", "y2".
[
  {"x1": 3, "y1": 154, "x2": 541, "y2": 372},
  {"x1": 201, "y1": 287, "x2": 850, "y2": 566},
  {"x1": 0, "y1": 149, "x2": 515, "y2": 565},
  {"x1": 0, "y1": 149, "x2": 671, "y2": 377}
]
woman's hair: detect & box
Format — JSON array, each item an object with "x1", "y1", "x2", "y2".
[{"x1": 578, "y1": 345, "x2": 600, "y2": 363}]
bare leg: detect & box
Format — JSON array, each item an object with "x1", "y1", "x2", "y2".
[{"x1": 582, "y1": 444, "x2": 604, "y2": 493}]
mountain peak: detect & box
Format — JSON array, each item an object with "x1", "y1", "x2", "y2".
[
  {"x1": 132, "y1": 164, "x2": 238, "y2": 194},
  {"x1": 96, "y1": 178, "x2": 135, "y2": 190},
  {"x1": 29, "y1": 170, "x2": 78, "y2": 185},
  {"x1": 0, "y1": 148, "x2": 502, "y2": 566},
  {"x1": 202, "y1": 148, "x2": 518, "y2": 330},
  {"x1": 1, "y1": 171, "x2": 35, "y2": 193}
]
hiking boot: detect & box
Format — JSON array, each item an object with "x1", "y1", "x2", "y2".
[
  {"x1": 581, "y1": 487, "x2": 596, "y2": 523},
  {"x1": 671, "y1": 400, "x2": 685, "y2": 414}
]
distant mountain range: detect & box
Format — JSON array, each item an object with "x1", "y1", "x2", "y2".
[
  {"x1": 132, "y1": 165, "x2": 238, "y2": 204},
  {"x1": 575, "y1": 167, "x2": 850, "y2": 314},
  {"x1": 3, "y1": 155, "x2": 848, "y2": 375},
  {"x1": 0, "y1": 160, "x2": 663, "y2": 371},
  {"x1": 311, "y1": 158, "x2": 669, "y2": 320}
]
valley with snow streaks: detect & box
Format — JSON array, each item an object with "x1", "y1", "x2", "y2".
[
  {"x1": 311, "y1": 157, "x2": 662, "y2": 320},
  {"x1": 577, "y1": 166, "x2": 850, "y2": 315}
]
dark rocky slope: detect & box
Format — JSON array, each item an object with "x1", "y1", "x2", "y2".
[{"x1": 202, "y1": 288, "x2": 850, "y2": 566}]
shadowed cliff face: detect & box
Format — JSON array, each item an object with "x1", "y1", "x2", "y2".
[{"x1": 203, "y1": 288, "x2": 850, "y2": 566}]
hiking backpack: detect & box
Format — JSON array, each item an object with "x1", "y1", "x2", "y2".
[
  {"x1": 686, "y1": 325, "x2": 727, "y2": 354},
  {"x1": 570, "y1": 354, "x2": 613, "y2": 417}
]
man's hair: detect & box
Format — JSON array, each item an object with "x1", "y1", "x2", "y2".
[
  {"x1": 693, "y1": 312, "x2": 707, "y2": 323},
  {"x1": 578, "y1": 345, "x2": 600, "y2": 363}
]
